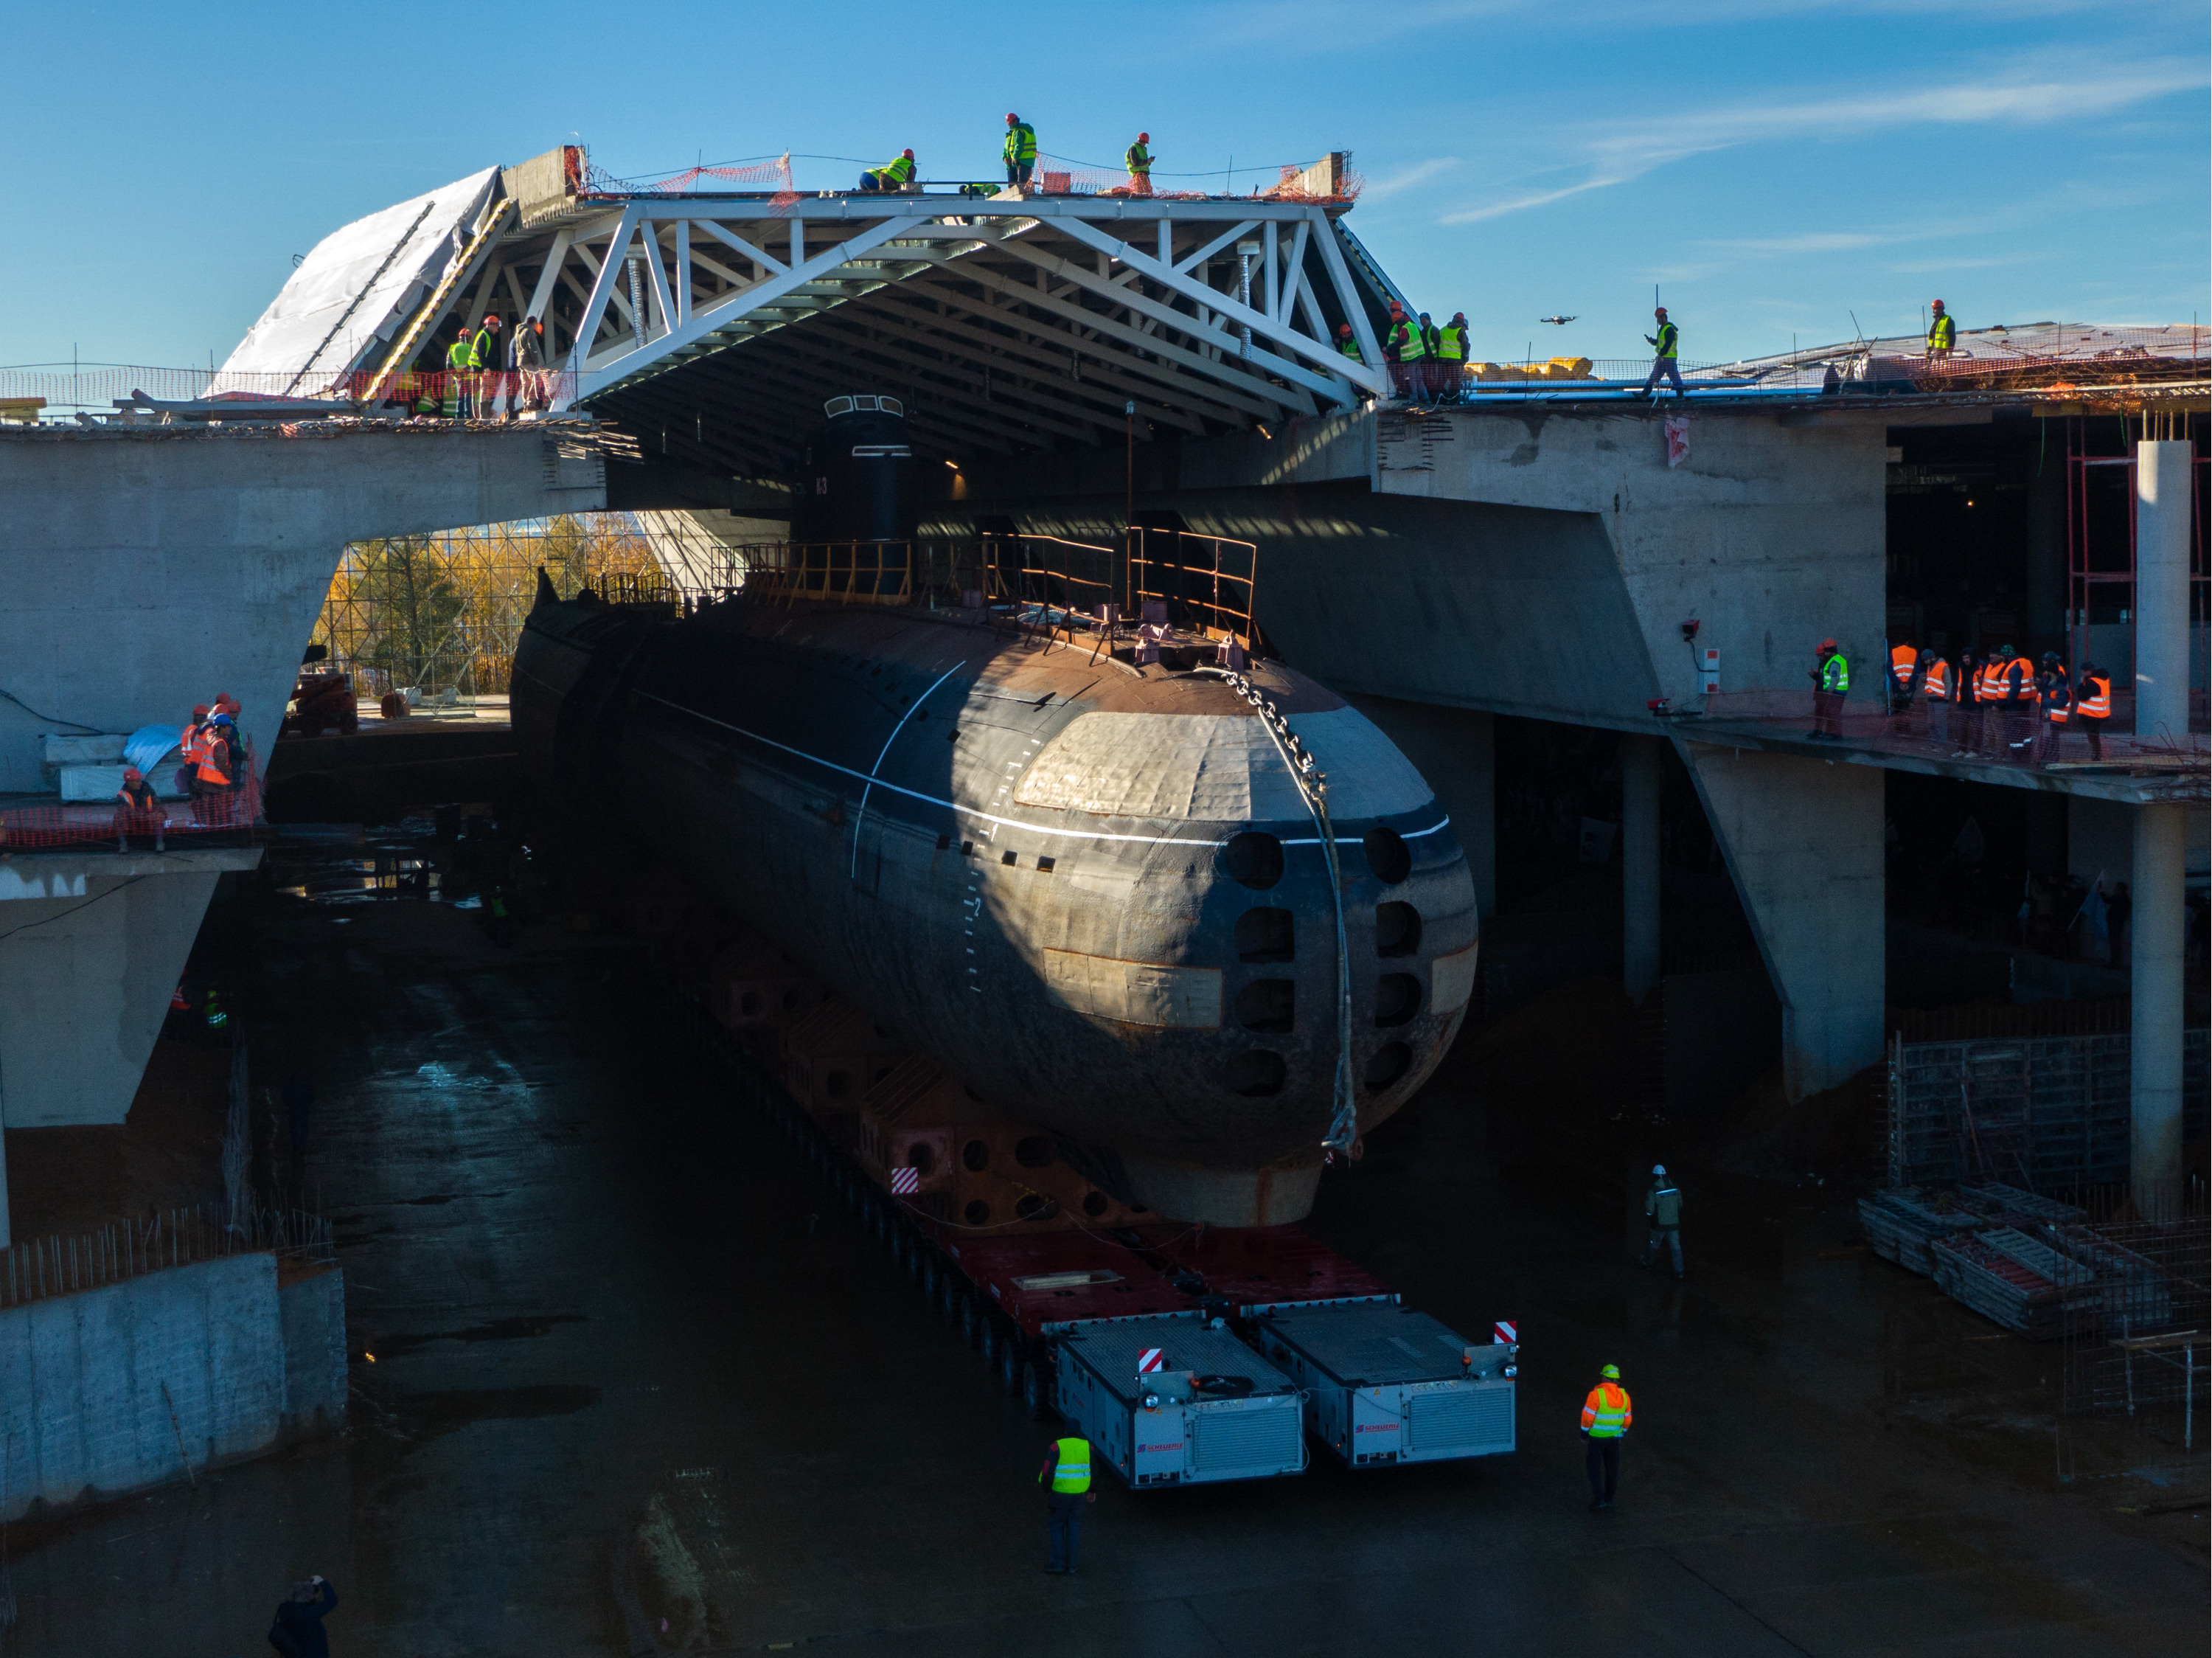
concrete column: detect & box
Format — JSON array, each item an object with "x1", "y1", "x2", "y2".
[
  {"x1": 1621, "y1": 734, "x2": 1663, "y2": 1002},
  {"x1": 2133, "y1": 440, "x2": 2194, "y2": 739},
  {"x1": 2130, "y1": 802, "x2": 2186, "y2": 1218},
  {"x1": 1681, "y1": 742, "x2": 1885, "y2": 1100},
  {"x1": 1343, "y1": 695, "x2": 1495, "y2": 918}
]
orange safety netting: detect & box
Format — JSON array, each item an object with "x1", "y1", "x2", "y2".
[
  {"x1": 0, "y1": 770, "x2": 265, "y2": 851},
  {"x1": 588, "y1": 154, "x2": 800, "y2": 211},
  {"x1": 1, "y1": 366, "x2": 578, "y2": 418}
]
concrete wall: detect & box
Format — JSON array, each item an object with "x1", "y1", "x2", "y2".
[
  {"x1": 1682, "y1": 741, "x2": 1885, "y2": 1098},
  {"x1": 279, "y1": 1265, "x2": 348, "y2": 1429},
  {"x1": 0, "y1": 422, "x2": 602, "y2": 797},
  {"x1": 0, "y1": 1253, "x2": 346, "y2": 1520}
]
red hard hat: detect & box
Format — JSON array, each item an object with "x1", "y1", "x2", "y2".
[
  {"x1": 1655, "y1": 306, "x2": 1668, "y2": 316},
  {"x1": 192, "y1": 704, "x2": 210, "y2": 719},
  {"x1": 1338, "y1": 322, "x2": 1352, "y2": 335},
  {"x1": 1819, "y1": 638, "x2": 1838, "y2": 653},
  {"x1": 1006, "y1": 112, "x2": 1019, "y2": 122},
  {"x1": 123, "y1": 767, "x2": 142, "y2": 782},
  {"x1": 902, "y1": 148, "x2": 914, "y2": 159},
  {"x1": 213, "y1": 693, "x2": 232, "y2": 705},
  {"x1": 1138, "y1": 132, "x2": 1150, "y2": 143},
  {"x1": 1931, "y1": 298, "x2": 1946, "y2": 308}
]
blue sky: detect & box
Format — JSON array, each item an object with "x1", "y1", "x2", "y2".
[{"x1": 5, "y1": 0, "x2": 2205, "y2": 370}]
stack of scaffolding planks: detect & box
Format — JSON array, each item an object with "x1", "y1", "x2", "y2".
[
  {"x1": 1930, "y1": 1227, "x2": 2094, "y2": 1339},
  {"x1": 1858, "y1": 1188, "x2": 1985, "y2": 1275}
]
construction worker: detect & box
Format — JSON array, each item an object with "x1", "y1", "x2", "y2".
[
  {"x1": 1436, "y1": 311, "x2": 1470, "y2": 395},
  {"x1": 1392, "y1": 307, "x2": 1428, "y2": 401},
  {"x1": 1926, "y1": 299, "x2": 1956, "y2": 362},
  {"x1": 1954, "y1": 650, "x2": 1986, "y2": 757},
  {"x1": 1809, "y1": 637, "x2": 1848, "y2": 740},
  {"x1": 1640, "y1": 1165, "x2": 1683, "y2": 1277},
  {"x1": 1003, "y1": 113, "x2": 1037, "y2": 188},
  {"x1": 1994, "y1": 642, "x2": 2039, "y2": 763},
  {"x1": 2035, "y1": 653, "x2": 2070, "y2": 763},
  {"x1": 445, "y1": 322, "x2": 476, "y2": 418},
  {"x1": 1580, "y1": 1364, "x2": 1632, "y2": 1511},
  {"x1": 2073, "y1": 662, "x2": 2111, "y2": 760},
  {"x1": 1124, "y1": 133, "x2": 1152, "y2": 196},
  {"x1": 1921, "y1": 648, "x2": 1952, "y2": 749},
  {"x1": 112, "y1": 766, "x2": 165, "y2": 853},
  {"x1": 860, "y1": 148, "x2": 917, "y2": 192},
  {"x1": 180, "y1": 703, "x2": 213, "y2": 822},
  {"x1": 1336, "y1": 322, "x2": 1363, "y2": 361},
  {"x1": 1888, "y1": 637, "x2": 1921, "y2": 732},
  {"x1": 1037, "y1": 1432, "x2": 1096, "y2": 1573},
  {"x1": 470, "y1": 314, "x2": 504, "y2": 419},
  {"x1": 195, "y1": 712, "x2": 240, "y2": 826},
  {"x1": 512, "y1": 313, "x2": 547, "y2": 413},
  {"x1": 1642, "y1": 306, "x2": 1683, "y2": 398}
]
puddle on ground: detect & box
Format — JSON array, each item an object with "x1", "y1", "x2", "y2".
[{"x1": 371, "y1": 1315, "x2": 589, "y2": 1358}]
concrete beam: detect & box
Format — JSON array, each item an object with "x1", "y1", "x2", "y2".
[
  {"x1": 1680, "y1": 740, "x2": 1884, "y2": 1100},
  {"x1": 2133, "y1": 440, "x2": 2193, "y2": 740},
  {"x1": 2130, "y1": 802, "x2": 2186, "y2": 1217},
  {"x1": 1621, "y1": 735, "x2": 1663, "y2": 1003}
]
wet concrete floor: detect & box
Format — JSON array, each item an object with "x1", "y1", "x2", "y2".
[{"x1": 3, "y1": 850, "x2": 2204, "y2": 1656}]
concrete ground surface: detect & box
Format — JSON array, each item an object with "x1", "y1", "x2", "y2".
[{"x1": 1, "y1": 854, "x2": 2202, "y2": 1657}]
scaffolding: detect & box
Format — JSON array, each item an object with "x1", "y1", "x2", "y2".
[{"x1": 311, "y1": 513, "x2": 664, "y2": 697}]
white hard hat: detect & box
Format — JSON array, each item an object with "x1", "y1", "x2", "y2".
[{"x1": 1652, "y1": 1164, "x2": 1666, "y2": 1176}]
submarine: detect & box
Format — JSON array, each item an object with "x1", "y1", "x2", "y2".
[{"x1": 512, "y1": 395, "x2": 1478, "y2": 1225}]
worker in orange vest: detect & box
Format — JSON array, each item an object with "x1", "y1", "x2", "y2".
[
  {"x1": 1920, "y1": 650, "x2": 1952, "y2": 749},
  {"x1": 2035, "y1": 653, "x2": 2070, "y2": 764},
  {"x1": 1580, "y1": 1363, "x2": 1632, "y2": 1510},
  {"x1": 113, "y1": 766, "x2": 166, "y2": 853},
  {"x1": 1888, "y1": 638, "x2": 1921, "y2": 732},
  {"x1": 1993, "y1": 643, "x2": 2039, "y2": 763},
  {"x1": 2073, "y1": 662, "x2": 2111, "y2": 760},
  {"x1": 179, "y1": 703, "x2": 213, "y2": 822},
  {"x1": 196, "y1": 712, "x2": 240, "y2": 826}
]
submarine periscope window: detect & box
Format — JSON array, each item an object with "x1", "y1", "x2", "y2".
[
  {"x1": 1235, "y1": 907, "x2": 1294, "y2": 962},
  {"x1": 1362, "y1": 828, "x2": 1411, "y2": 886},
  {"x1": 1374, "y1": 974, "x2": 1421, "y2": 1027},
  {"x1": 1223, "y1": 832, "x2": 1284, "y2": 891},
  {"x1": 1374, "y1": 903, "x2": 1421, "y2": 957},
  {"x1": 824, "y1": 397, "x2": 855, "y2": 417}
]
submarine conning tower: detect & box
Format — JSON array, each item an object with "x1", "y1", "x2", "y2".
[{"x1": 515, "y1": 394, "x2": 1479, "y2": 1227}]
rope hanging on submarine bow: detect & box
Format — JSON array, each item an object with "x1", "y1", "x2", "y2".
[{"x1": 1202, "y1": 669, "x2": 1359, "y2": 1156}]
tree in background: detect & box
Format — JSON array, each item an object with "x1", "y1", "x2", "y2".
[{"x1": 314, "y1": 515, "x2": 666, "y2": 696}]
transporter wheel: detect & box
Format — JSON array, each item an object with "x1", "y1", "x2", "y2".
[
  {"x1": 919, "y1": 1253, "x2": 940, "y2": 1300},
  {"x1": 1020, "y1": 1356, "x2": 1055, "y2": 1422},
  {"x1": 978, "y1": 1316, "x2": 1004, "y2": 1366},
  {"x1": 998, "y1": 1340, "x2": 1024, "y2": 1397},
  {"x1": 939, "y1": 1276, "x2": 965, "y2": 1328},
  {"x1": 956, "y1": 1289, "x2": 982, "y2": 1347}
]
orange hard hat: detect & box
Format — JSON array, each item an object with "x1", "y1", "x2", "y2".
[
  {"x1": 1338, "y1": 322, "x2": 1352, "y2": 335},
  {"x1": 1655, "y1": 305, "x2": 1668, "y2": 316},
  {"x1": 1931, "y1": 298, "x2": 1946, "y2": 309},
  {"x1": 192, "y1": 704, "x2": 210, "y2": 719}
]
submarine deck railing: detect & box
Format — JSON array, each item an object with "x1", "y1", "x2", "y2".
[{"x1": 662, "y1": 533, "x2": 1266, "y2": 653}]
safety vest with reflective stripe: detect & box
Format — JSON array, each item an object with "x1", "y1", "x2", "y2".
[
  {"x1": 1975, "y1": 660, "x2": 2002, "y2": 702},
  {"x1": 1438, "y1": 322, "x2": 1468, "y2": 361},
  {"x1": 1047, "y1": 1437, "x2": 1091, "y2": 1493},
  {"x1": 1394, "y1": 320, "x2": 1427, "y2": 361},
  {"x1": 2042, "y1": 673, "x2": 2070, "y2": 721},
  {"x1": 1339, "y1": 335, "x2": 1363, "y2": 358},
  {"x1": 2076, "y1": 675, "x2": 2111, "y2": 719},
  {"x1": 1124, "y1": 142, "x2": 1150, "y2": 177},
  {"x1": 472, "y1": 327, "x2": 497, "y2": 372},
  {"x1": 1890, "y1": 645, "x2": 1917, "y2": 690},
  {"x1": 1923, "y1": 659, "x2": 1952, "y2": 701},
  {"x1": 447, "y1": 338, "x2": 475, "y2": 372},
  {"x1": 877, "y1": 154, "x2": 915, "y2": 185},
  {"x1": 1004, "y1": 123, "x2": 1037, "y2": 164},
  {"x1": 1928, "y1": 313, "x2": 1955, "y2": 351},
  {"x1": 195, "y1": 728, "x2": 234, "y2": 786},
  {"x1": 1581, "y1": 1383, "x2": 1632, "y2": 1437},
  {"x1": 1820, "y1": 651, "x2": 1849, "y2": 693},
  {"x1": 181, "y1": 721, "x2": 209, "y2": 769},
  {"x1": 1652, "y1": 322, "x2": 1679, "y2": 358},
  {"x1": 2002, "y1": 656, "x2": 2038, "y2": 703}
]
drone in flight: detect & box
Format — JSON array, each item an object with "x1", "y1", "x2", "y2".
[{"x1": 1538, "y1": 315, "x2": 1578, "y2": 326}]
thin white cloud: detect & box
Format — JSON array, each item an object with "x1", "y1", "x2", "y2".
[
  {"x1": 1441, "y1": 53, "x2": 2204, "y2": 224},
  {"x1": 1362, "y1": 157, "x2": 1464, "y2": 199}
]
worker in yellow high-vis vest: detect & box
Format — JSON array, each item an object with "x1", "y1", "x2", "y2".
[
  {"x1": 1580, "y1": 1363, "x2": 1632, "y2": 1510},
  {"x1": 1037, "y1": 1433, "x2": 1096, "y2": 1572}
]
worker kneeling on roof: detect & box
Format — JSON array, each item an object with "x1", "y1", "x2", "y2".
[{"x1": 860, "y1": 149, "x2": 917, "y2": 192}]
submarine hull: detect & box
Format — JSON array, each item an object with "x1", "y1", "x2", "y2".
[{"x1": 515, "y1": 589, "x2": 1477, "y2": 1224}]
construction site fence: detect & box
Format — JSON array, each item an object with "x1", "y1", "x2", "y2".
[
  {"x1": 0, "y1": 364, "x2": 578, "y2": 420},
  {"x1": 2059, "y1": 1215, "x2": 2211, "y2": 1432},
  {"x1": 0, "y1": 766, "x2": 264, "y2": 853},
  {"x1": 715, "y1": 531, "x2": 1265, "y2": 651},
  {"x1": 0, "y1": 1201, "x2": 334, "y2": 1312}
]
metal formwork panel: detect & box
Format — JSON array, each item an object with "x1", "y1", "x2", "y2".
[{"x1": 1890, "y1": 1034, "x2": 2141, "y2": 1193}]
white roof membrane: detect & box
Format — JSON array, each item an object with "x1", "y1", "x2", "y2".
[{"x1": 215, "y1": 167, "x2": 500, "y2": 395}]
